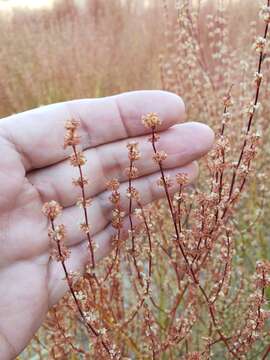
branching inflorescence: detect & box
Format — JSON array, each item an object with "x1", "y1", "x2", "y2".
[{"x1": 37, "y1": 2, "x2": 270, "y2": 359}]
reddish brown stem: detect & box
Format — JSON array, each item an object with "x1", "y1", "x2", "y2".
[
  {"x1": 127, "y1": 158, "x2": 142, "y2": 283},
  {"x1": 72, "y1": 145, "x2": 95, "y2": 269},
  {"x1": 151, "y1": 128, "x2": 198, "y2": 284},
  {"x1": 50, "y1": 220, "x2": 111, "y2": 356}
]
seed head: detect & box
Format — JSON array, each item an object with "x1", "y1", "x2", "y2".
[
  {"x1": 72, "y1": 176, "x2": 89, "y2": 188},
  {"x1": 176, "y1": 173, "x2": 189, "y2": 186},
  {"x1": 247, "y1": 102, "x2": 260, "y2": 115},
  {"x1": 76, "y1": 197, "x2": 92, "y2": 208},
  {"x1": 223, "y1": 93, "x2": 233, "y2": 108},
  {"x1": 109, "y1": 191, "x2": 120, "y2": 204},
  {"x1": 106, "y1": 178, "x2": 120, "y2": 191},
  {"x1": 157, "y1": 175, "x2": 174, "y2": 188},
  {"x1": 42, "y1": 200, "x2": 62, "y2": 220},
  {"x1": 222, "y1": 111, "x2": 232, "y2": 124},
  {"x1": 152, "y1": 150, "x2": 168, "y2": 163},
  {"x1": 69, "y1": 152, "x2": 87, "y2": 167},
  {"x1": 254, "y1": 36, "x2": 267, "y2": 53},
  {"x1": 142, "y1": 113, "x2": 162, "y2": 129},
  {"x1": 254, "y1": 72, "x2": 263, "y2": 87},
  {"x1": 126, "y1": 187, "x2": 140, "y2": 200},
  {"x1": 124, "y1": 166, "x2": 139, "y2": 179},
  {"x1": 65, "y1": 119, "x2": 80, "y2": 130},
  {"x1": 80, "y1": 223, "x2": 91, "y2": 234},
  {"x1": 260, "y1": 5, "x2": 270, "y2": 24},
  {"x1": 106, "y1": 179, "x2": 120, "y2": 191},
  {"x1": 111, "y1": 209, "x2": 125, "y2": 229},
  {"x1": 51, "y1": 242, "x2": 70, "y2": 262},
  {"x1": 48, "y1": 224, "x2": 66, "y2": 241},
  {"x1": 127, "y1": 141, "x2": 141, "y2": 161},
  {"x1": 64, "y1": 119, "x2": 81, "y2": 149},
  {"x1": 148, "y1": 133, "x2": 160, "y2": 143}
]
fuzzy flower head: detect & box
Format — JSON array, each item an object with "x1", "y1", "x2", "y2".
[
  {"x1": 254, "y1": 72, "x2": 263, "y2": 87},
  {"x1": 127, "y1": 141, "x2": 141, "y2": 161},
  {"x1": 157, "y1": 175, "x2": 174, "y2": 188},
  {"x1": 48, "y1": 224, "x2": 66, "y2": 241},
  {"x1": 42, "y1": 200, "x2": 62, "y2": 220},
  {"x1": 126, "y1": 186, "x2": 140, "y2": 200},
  {"x1": 109, "y1": 190, "x2": 120, "y2": 205},
  {"x1": 222, "y1": 111, "x2": 232, "y2": 125},
  {"x1": 124, "y1": 166, "x2": 139, "y2": 179},
  {"x1": 65, "y1": 118, "x2": 80, "y2": 130},
  {"x1": 64, "y1": 119, "x2": 81, "y2": 149},
  {"x1": 69, "y1": 151, "x2": 87, "y2": 167},
  {"x1": 106, "y1": 178, "x2": 120, "y2": 191},
  {"x1": 260, "y1": 5, "x2": 270, "y2": 23},
  {"x1": 152, "y1": 150, "x2": 168, "y2": 163},
  {"x1": 142, "y1": 113, "x2": 162, "y2": 129},
  {"x1": 223, "y1": 93, "x2": 233, "y2": 108},
  {"x1": 76, "y1": 197, "x2": 92, "y2": 209},
  {"x1": 254, "y1": 36, "x2": 267, "y2": 53},
  {"x1": 72, "y1": 176, "x2": 89, "y2": 188},
  {"x1": 176, "y1": 173, "x2": 189, "y2": 186},
  {"x1": 111, "y1": 209, "x2": 125, "y2": 229},
  {"x1": 80, "y1": 223, "x2": 91, "y2": 234}
]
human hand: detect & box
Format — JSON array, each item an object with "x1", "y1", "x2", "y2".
[{"x1": 0, "y1": 90, "x2": 214, "y2": 359}]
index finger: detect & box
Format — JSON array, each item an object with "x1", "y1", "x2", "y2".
[{"x1": 0, "y1": 90, "x2": 185, "y2": 171}]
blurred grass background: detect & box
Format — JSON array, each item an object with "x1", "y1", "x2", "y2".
[
  {"x1": 0, "y1": 0, "x2": 164, "y2": 116},
  {"x1": 0, "y1": 0, "x2": 262, "y2": 117}
]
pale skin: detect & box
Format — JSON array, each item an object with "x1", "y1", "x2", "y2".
[{"x1": 0, "y1": 90, "x2": 214, "y2": 359}]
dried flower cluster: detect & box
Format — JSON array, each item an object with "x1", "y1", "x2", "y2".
[
  {"x1": 28, "y1": 1, "x2": 270, "y2": 359},
  {"x1": 64, "y1": 118, "x2": 96, "y2": 268}
]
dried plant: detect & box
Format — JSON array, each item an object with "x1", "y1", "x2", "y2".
[{"x1": 8, "y1": 0, "x2": 270, "y2": 359}]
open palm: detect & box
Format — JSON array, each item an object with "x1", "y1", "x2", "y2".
[{"x1": 0, "y1": 91, "x2": 214, "y2": 359}]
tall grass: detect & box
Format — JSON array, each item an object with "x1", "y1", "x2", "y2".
[{"x1": 0, "y1": 0, "x2": 163, "y2": 117}]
